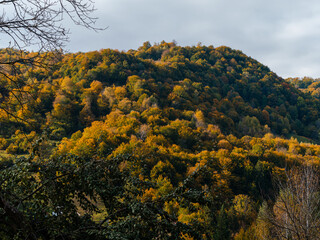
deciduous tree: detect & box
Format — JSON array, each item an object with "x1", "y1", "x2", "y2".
[{"x1": 264, "y1": 165, "x2": 320, "y2": 240}]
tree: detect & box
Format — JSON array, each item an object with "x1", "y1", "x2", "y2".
[
  {"x1": 0, "y1": 143, "x2": 207, "y2": 239},
  {"x1": 263, "y1": 165, "x2": 320, "y2": 240},
  {"x1": 238, "y1": 116, "x2": 264, "y2": 137},
  {"x1": 0, "y1": 0, "x2": 100, "y2": 122},
  {"x1": 214, "y1": 205, "x2": 231, "y2": 240},
  {"x1": 0, "y1": 0, "x2": 98, "y2": 50}
]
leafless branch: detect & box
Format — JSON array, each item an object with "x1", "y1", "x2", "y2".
[
  {"x1": 266, "y1": 164, "x2": 320, "y2": 240},
  {"x1": 0, "y1": 0, "x2": 100, "y2": 127}
]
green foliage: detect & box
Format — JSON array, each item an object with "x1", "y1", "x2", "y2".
[
  {"x1": 0, "y1": 148, "x2": 210, "y2": 239},
  {"x1": 238, "y1": 116, "x2": 266, "y2": 137},
  {"x1": 214, "y1": 205, "x2": 230, "y2": 240},
  {"x1": 1, "y1": 42, "x2": 320, "y2": 141},
  {"x1": 3, "y1": 42, "x2": 320, "y2": 239}
]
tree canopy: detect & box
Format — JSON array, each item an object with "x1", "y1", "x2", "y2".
[{"x1": 2, "y1": 42, "x2": 320, "y2": 239}]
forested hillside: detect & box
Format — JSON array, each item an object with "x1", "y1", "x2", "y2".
[
  {"x1": 287, "y1": 76, "x2": 320, "y2": 100},
  {"x1": 2, "y1": 42, "x2": 320, "y2": 239}
]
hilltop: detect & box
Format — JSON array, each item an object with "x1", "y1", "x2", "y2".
[{"x1": 1, "y1": 41, "x2": 320, "y2": 143}]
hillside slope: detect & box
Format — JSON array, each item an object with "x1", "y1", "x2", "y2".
[
  {"x1": 1, "y1": 41, "x2": 319, "y2": 143},
  {"x1": 2, "y1": 43, "x2": 320, "y2": 239}
]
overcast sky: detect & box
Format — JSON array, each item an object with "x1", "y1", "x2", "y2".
[{"x1": 32, "y1": 1, "x2": 320, "y2": 78}]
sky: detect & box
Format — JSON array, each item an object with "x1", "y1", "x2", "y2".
[
  {"x1": 64, "y1": 0, "x2": 320, "y2": 79},
  {"x1": 2, "y1": 0, "x2": 320, "y2": 78}
]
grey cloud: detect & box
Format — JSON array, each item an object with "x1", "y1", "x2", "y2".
[{"x1": 65, "y1": 0, "x2": 320, "y2": 78}]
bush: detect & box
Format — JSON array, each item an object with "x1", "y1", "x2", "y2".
[
  {"x1": 0, "y1": 138, "x2": 9, "y2": 150},
  {"x1": 6, "y1": 143, "x2": 19, "y2": 154}
]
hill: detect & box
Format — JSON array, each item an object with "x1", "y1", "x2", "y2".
[
  {"x1": 1, "y1": 42, "x2": 320, "y2": 143},
  {"x1": 2, "y1": 42, "x2": 320, "y2": 239}
]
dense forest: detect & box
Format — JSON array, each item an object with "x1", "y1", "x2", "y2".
[
  {"x1": 2, "y1": 42, "x2": 320, "y2": 239},
  {"x1": 287, "y1": 76, "x2": 320, "y2": 100}
]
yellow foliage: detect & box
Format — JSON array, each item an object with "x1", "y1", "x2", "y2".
[
  {"x1": 114, "y1": 86, "x2": 127, "y2": 100},
  {"x1": 232, "y1": 194, "x2": 254, "y2": 218},
  {"x1": 181, "y1": 233, "x2": 194, "y2": 240},
  {"x1": 217, "y1": 139, "x2": 232, "y2": 150},
  {"x1": 141, "y1": 188, "x2": 157, "y2": 202}
]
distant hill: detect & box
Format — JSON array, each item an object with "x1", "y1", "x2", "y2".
[
  {"x1": 287, "y1": 76, "x2": 320, "y2": 99},
  {"x1": 1, "y1": 41, "x2": 319, "y2": 142}
]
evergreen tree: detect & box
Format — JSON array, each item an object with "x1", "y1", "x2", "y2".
[{"x1": 214, "y1": 205, "x2": 230, "y2": 240}]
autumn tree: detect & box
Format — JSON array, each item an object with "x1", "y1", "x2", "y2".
[
  {"x1": 264, "y1": 165, "x2": 320, "y2": 240},
  {"x1": 0, "y1": 141, "x2": 210, "y2": 239},
  {"x1": 0, "y1": 0, "x2": 100, "y2": 122}
]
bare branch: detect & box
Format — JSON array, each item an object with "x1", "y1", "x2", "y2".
[
  {"x1": 268, "y1": 164, "x2": 320, "y2": 239},
  {"x1": 0, "y1": 0, "x2": 100, "y2": 127}
]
